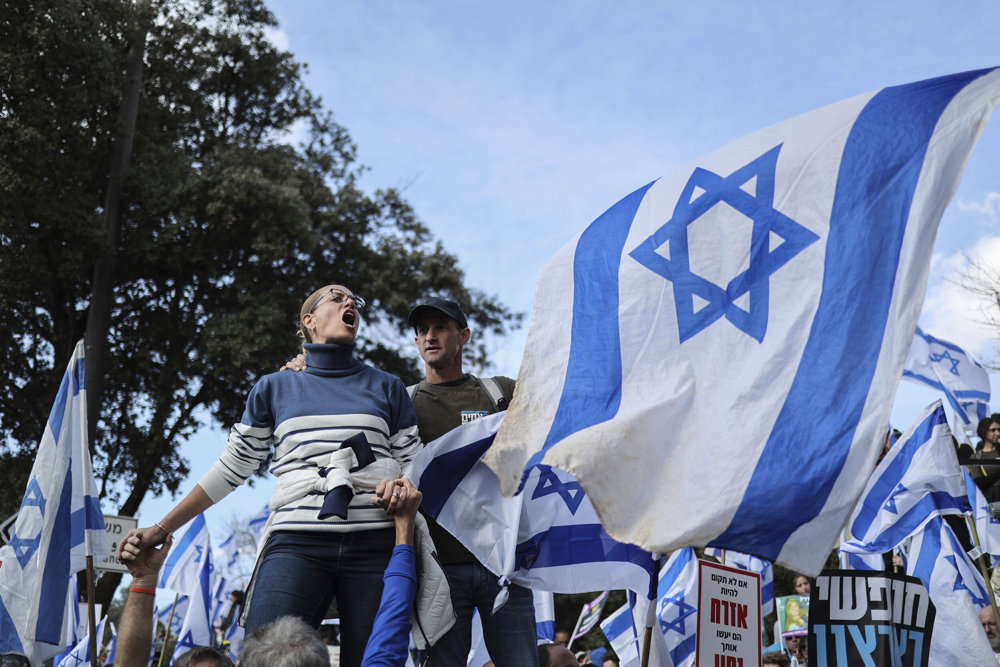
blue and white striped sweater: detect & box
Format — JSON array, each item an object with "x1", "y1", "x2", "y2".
[{"x1": 198, "y1": 343, "x2": 421, "y2": 533}]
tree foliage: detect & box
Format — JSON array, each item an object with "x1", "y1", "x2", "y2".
[{"x1": 0, "y1": 0, "x2": 521, "y2": 604}]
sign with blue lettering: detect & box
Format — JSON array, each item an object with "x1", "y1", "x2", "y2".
[{"x1": 809, "y1": 570, "x2": 935, "y2": 667}]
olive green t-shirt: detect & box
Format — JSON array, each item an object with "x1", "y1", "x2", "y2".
[{"x1": 412, "y1": 374, "x2": 516, "y2": 564}]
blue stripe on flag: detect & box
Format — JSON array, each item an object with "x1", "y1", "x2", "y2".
[
  {"x1": 413, "y1": 433, "x2": 496, "y2": 518},
  {"x1": 515, "y1": 523, "x2": 652, "y2": 571},
  {"x1": 713, "y1": 68, "x2": 993, "y2": 560},
  {"x1": 37, "y1": 467, "x2": 74, "y2": 643},
  {"x1": 522, "y1": 181, "x2": 656, "y2": 483},
  {"x1": 0, "y1": 595, "x2": 25, "y2": 653},
  {"x1": 670, "y1": 632, "x2": 697, "y2": 667},
  {"x1": 161, "y1": 515, "x2": 206, "y2": 584}
]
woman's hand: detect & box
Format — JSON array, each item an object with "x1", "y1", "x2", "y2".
[{"x1": 373, "y1": 477, "x2": 411, "y2": 515}]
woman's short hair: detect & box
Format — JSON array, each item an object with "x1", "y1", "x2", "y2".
[{"x1": 173, "y1": 647, "x2": 234, "y2": 667}]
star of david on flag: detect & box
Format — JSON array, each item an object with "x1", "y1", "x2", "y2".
[
  {"x1": 0, "y1": 340, "x2": 110, "y2": 664},
  {"x1": 630, "y1": 145, "x2": 819, "y2": 343},
  {"x1": 487, "y1": 67, "x2": 1000, "y2": 575},
  {"x1": 903, "y1": 327, "x2": 991, "y2": 428},
  {"x1": 907, "y1": 515, "x2": 995, "y2": 664},
  {"x1": 406, "y1": 412, "x2": 657, "y2": 597}
]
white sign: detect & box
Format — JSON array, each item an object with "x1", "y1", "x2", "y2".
[
  {"x1": 697, "y1": 560, "x2": 762, "y2": 667},
  {"x1": 95, "y1": 514, "x2": 138, "y2": 573}
]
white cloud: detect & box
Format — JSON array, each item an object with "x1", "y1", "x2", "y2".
[
  {"x1": 957, "y1": 191, "x2": 1000, "y2": 227},
  {"x1": 921, "y1": 235, "x2": 1000, "y2": 361},
  {"x1": 264, "y1": 26, "x2": 290, "y2": 52}
]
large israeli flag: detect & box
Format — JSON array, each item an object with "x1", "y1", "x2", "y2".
[
  {"x1": 907, "y1": 516, "x2": 995, "y2": 664},
  {"x1": 903, "y1": 327, "x2": 991, "y2": 429},
  {"x1": 407, "y1": 412, "x2": 657, "y2": 596},
  {"x1": 841, "y1": 401, "x2": 971, "y2": 555},
  {"x1": 486, "y1": 69, "x2": 1000, "y2": 574},
  {"x1": 0, "y1": 340, "x2": 110, "y2": 663}
]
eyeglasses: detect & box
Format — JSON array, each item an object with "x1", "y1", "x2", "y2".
[{"x1": 308, "y1": 288, "x2": 365, "y2": 313}]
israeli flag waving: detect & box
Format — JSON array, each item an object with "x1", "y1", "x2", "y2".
[
  {"x1": 407, "y1": 412, "x2": 657, "y2": 596},
  {"x1": 159, "y1": 513, "x2": 210, "y2": 594},
  {"x1": 965, "y1": 470, "x2": 1000, "y2": 566},
  {"x1": 903, "y1": 327, "x2": 991, "y2": 429},
  {"x1": 0, "y1": 340, "x2": 110, "y2": 664},
  {"x1": 485, "y1": 69, "x2": 1000, "y2": 574},
  {"x1": 171, "y1": 542, "x2": 215, "y2": 665},
  {"x1": 55, "y1": 615, "x2": 107, "y2": 667},
  {"x1": 841, "y1": 401, "x2": 971, "y2": 555},
  {"x1": 907, "y1": 515, "x2": 995, "y2": 665}
]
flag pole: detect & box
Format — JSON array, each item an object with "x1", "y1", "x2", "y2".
[
  {"x1": 86, "y1": 557, "x2": 99, "y2": 666},
  {"x1": 966, "y1": 513, "x2": 1000, "y2": 630},
  {"x1": 566, "y1": 604, "x2": 585, "y2": 651},
  {"x1": 158, "y1": 593, "x2": 179, "y2": 667},
  {"x1": 640, "y1": 553, "x2": 662, "y2": 667}
]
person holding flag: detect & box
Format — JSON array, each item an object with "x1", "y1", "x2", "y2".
[{"x1": 119, "y1": 284, "x2": 422, "y2": 667}]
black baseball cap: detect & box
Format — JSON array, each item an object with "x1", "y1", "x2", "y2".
[{"x1": 407, "y1": 297, "x2": 468, "y2": 329}]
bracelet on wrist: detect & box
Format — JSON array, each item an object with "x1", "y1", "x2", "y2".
[
  {"x1": 129, "y1": 586, "x2": 156, "y2": 595},
  {"x1": 154, "y1": 522, "x2": 173, "y2": 537}
]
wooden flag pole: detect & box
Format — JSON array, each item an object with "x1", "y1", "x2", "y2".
[
  {"x1": 158, "y1": 593, "x2": 179, "y2": 667},
  {"x1": 85, "y1": 557, "x2": 99, "y2": 666},
  {"x1": 966, "y1": 513, "x2": 1000, "y2": 631}
]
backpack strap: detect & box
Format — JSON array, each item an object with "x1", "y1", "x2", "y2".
[
  {"x1": 406, "y1": 383, "x2": 419, "y2": 401},
  {"x1": 475, "y1": 376, "x2": 508, "y2": 412}
]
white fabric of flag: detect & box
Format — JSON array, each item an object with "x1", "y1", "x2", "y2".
[
  {"x1": 841, "y1": 401, "x2": 971, "y2": 555},
  {"x1": 570, "y1": 590, "x2": 610, "y2": 643},
  {"x1": 703, "y1": 547, "x2": 773, "y2": 616},
  {"x1": 159, "y1": 513, "x2": 210, "y2": 594},
  {"x1": 484, "y1": 68, "x2": 1000, "y2": 575},
  {"x1": 965, "y1": 471, "x2": 1000, "y2": 566},
  {"x1": 903, "y1": 327, "x2": 991, "y2": 428},
  {"x1": 406, "y1": 412, "x2": 657, "y2": 597},
  {"x1": 158, "y1": 595, "x2": 190, "y2": 636},
  {"x1": 55, "y1": 615, "x2": 107, "y2": 667},
  {"x1": 600, "y1": 590, "x2": 674, "y2": 667},
  {"x1": 171, "y1": 542, "x2": 215, "y2": 665},
  {"x1": 906, "y1": 516, "x2": 995, "y2": 665},
  {"x1": 0, "y1": 339, "x2": 110, "y2": 663}
]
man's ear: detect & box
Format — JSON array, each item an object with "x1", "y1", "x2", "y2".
[{"x1": 459, "y1": 327, "x2": 471, "y2": 345}]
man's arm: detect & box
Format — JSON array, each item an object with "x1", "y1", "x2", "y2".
[{"x1": 115, "y1": 534, "x2": 172, "y2": 667}]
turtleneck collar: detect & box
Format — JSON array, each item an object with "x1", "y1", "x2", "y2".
[{"x1": 303, "y1": 342, "x2": 359, "y2": 371}]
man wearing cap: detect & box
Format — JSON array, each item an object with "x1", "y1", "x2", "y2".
[{"x1": 406, "y1": 297, "x2": 538, "y2": 667}]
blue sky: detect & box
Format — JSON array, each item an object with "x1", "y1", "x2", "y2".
[{"x1": 137, "y1": 1, "x2": 1000, "y2": 557}]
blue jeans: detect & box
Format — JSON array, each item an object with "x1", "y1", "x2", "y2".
[
  {"x1": 244, "y1": 528, "x2": 394, "y2": 667},
  {"x1": 427, "y1": 562, "x2": 539, "y2": 667}
]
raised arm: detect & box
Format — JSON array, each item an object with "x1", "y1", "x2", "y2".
[{"x1": 115, "y1": 534, "x2": 173, "y2": 667}]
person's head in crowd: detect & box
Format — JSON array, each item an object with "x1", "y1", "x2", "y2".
[
  {"x1": 173, "y1": 647, "x2": 234, "y2": 667},
  {"x1": 240, "y1": 615, "x2": 329, "y2": 667},
  {"x1": 981, "y1": 607, "x2": 1000, "y2": 654},
  {"x1": 783, "y1": 634, "x2": 800, "y2": 656},
  {"x1": 977, "y1": 416, "x2": 1000, "y2": 452},
  {"x1": 603, "y1": 658, "x2": 620, "y2": 667},
  {"x1": 230, "y1": 590, "x2": 245, "y2": 607},
  {"x1": 553, "y1": 628, "x2": 571, "y2": 647},
  {"x1": 762, "y1": 650, "x2": 791, "y2": 666},
  {"x1": 793, "y1": 574, "x2": 811, "y2": 596},
  {"x1": 538, "y1": 643, "x2": 578, "y2": 667},
  {"x1": 408, "y1": 297, "x2": 471, "y2": 382}
]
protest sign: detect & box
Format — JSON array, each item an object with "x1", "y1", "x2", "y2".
[
  {"x1": 809, "y1": 570, "x2": 935, "y2": 667},
  {"x1": 776, "y1": 594, "x2": 809, "y2": 637},
  {"x1": 696, "y1": 560, "x2": 760, "y2": 667}
]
